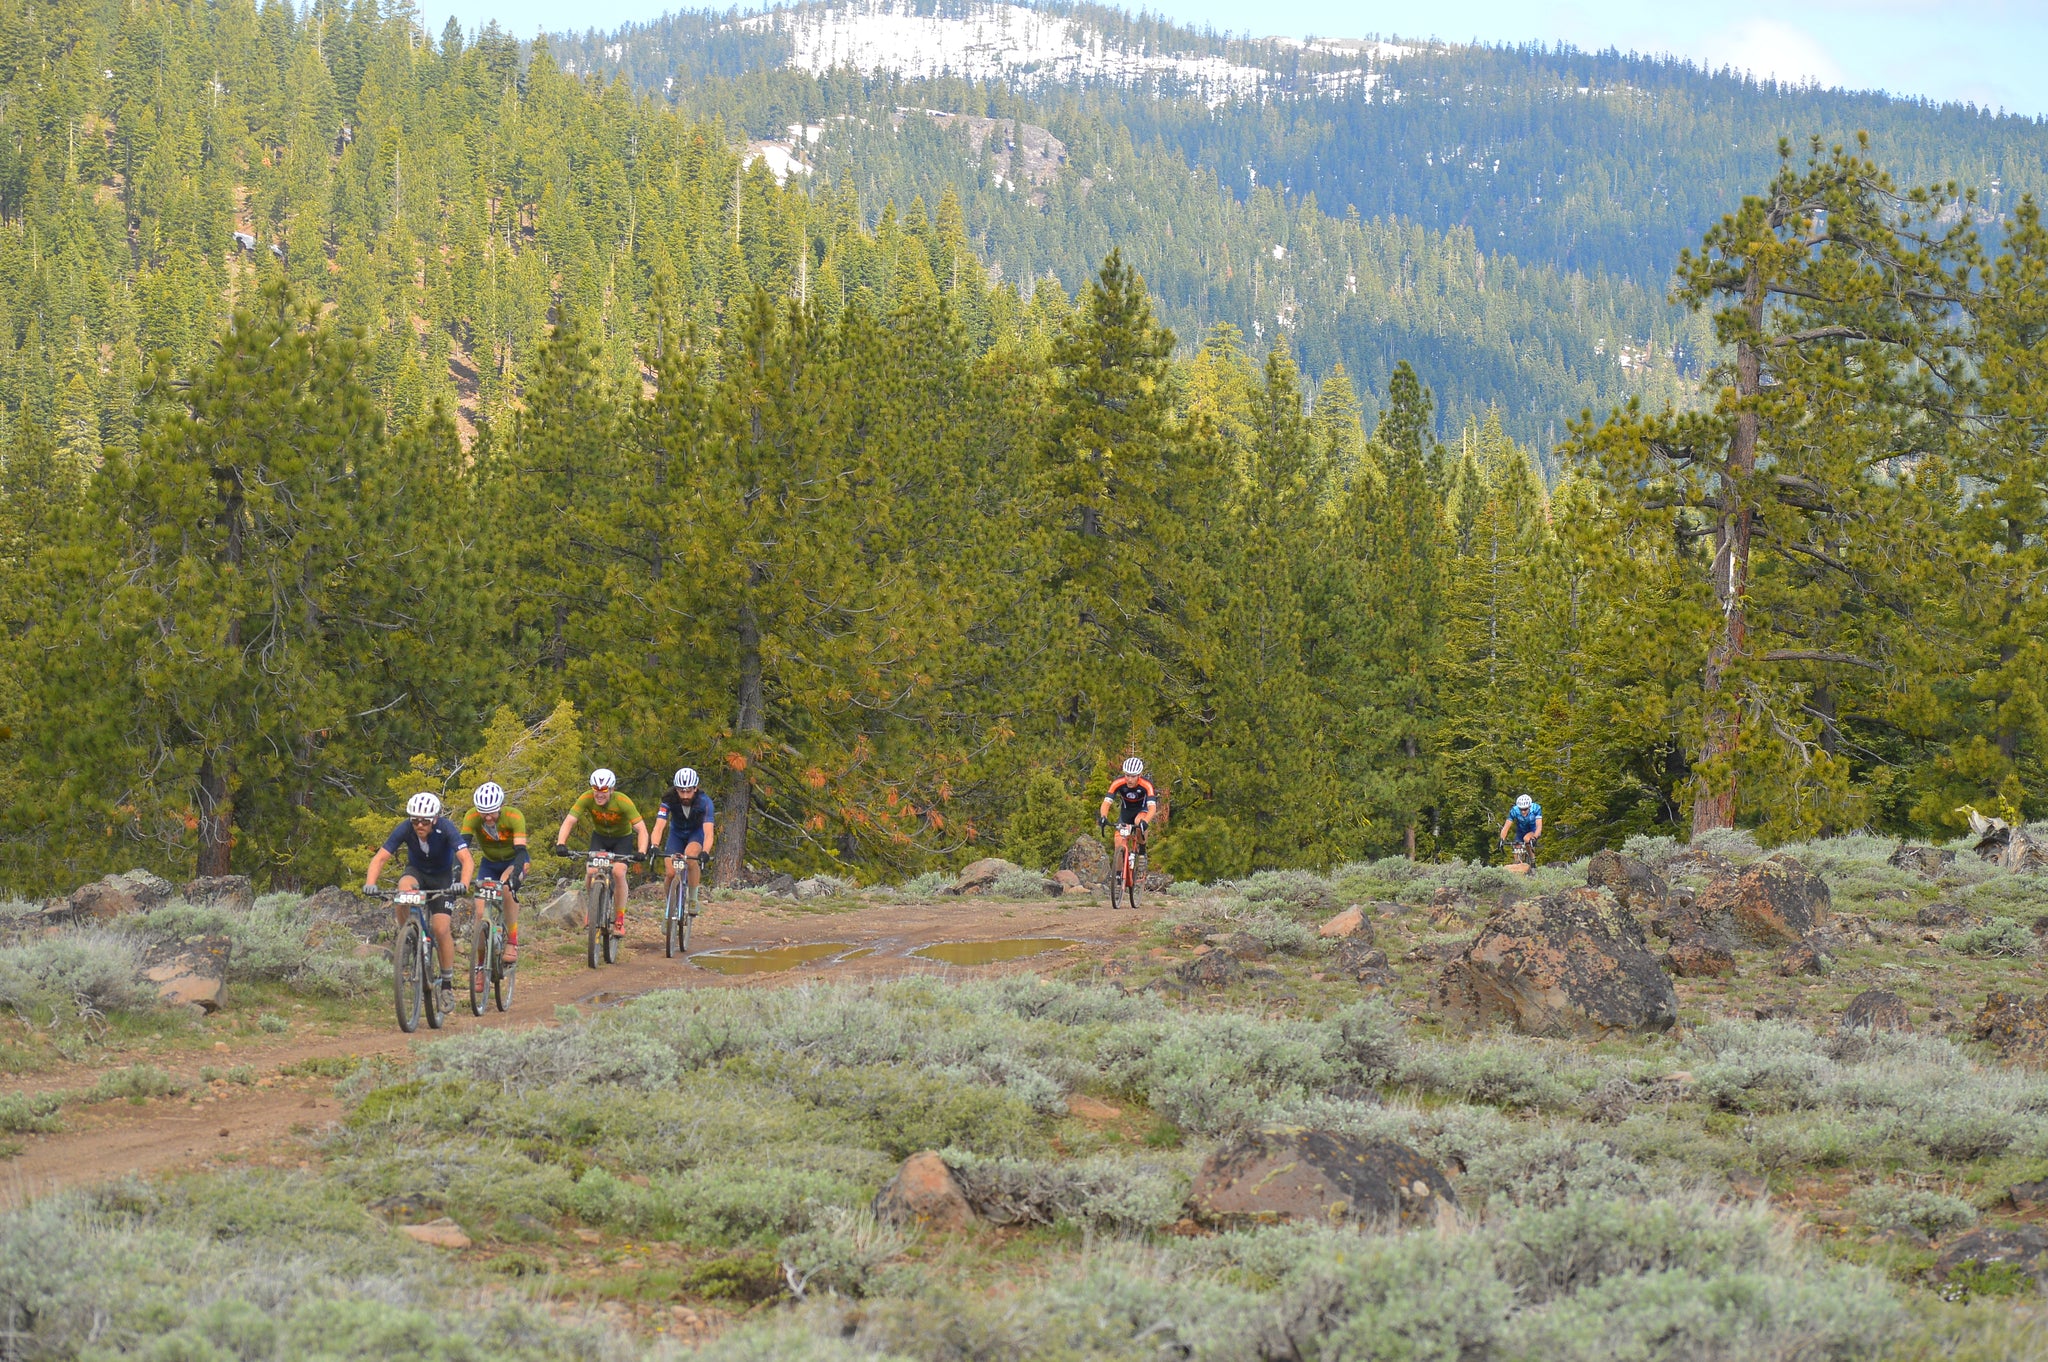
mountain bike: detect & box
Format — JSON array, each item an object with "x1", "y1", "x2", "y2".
[
  {"x1": 1110, "y1": 823, "x2": 1146, "y2": 911},
  {"x1": 469, "y1": 878, "x2": 516, "y2": 1014},
  {"x1": 1503, "y1": 835, "x2": 1539, "y2": 873},
  {"x1": 368, "y1": 886, "x2": 466, "y2": 1033},
  {"x1": 566, "y1": 850, "x2": 639, "y2": 969},
  {"x1": 663, "y1": 851, "x2": 706, "y2": 958}
]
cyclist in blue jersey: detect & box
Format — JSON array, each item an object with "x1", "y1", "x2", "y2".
[
  {"x1": 365, "y1": 792, "x2": 476, "y2": 1001},
  {"x1": 650, "y1": 766, "x2": 716, "y2": 902},
  {"x1": 1499, "y1": 793, "x2": 1543, "y2": 863}
]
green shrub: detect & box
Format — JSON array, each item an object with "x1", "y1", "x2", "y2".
[
  {"x1": 988, "y1": 866, "x2": 1056, "y2": 899},
  {"x1": 1000, "y1": 769, "x2": 1092, "y2": 872},
  {"x1": 1847, "y1": 1184, "x2": 1978, "y2": 1237},
  {"x1": 84, "y1": 1065, "x2": 186, "y2": 1103},
  {"x1": 899, "y1": 871, "x2": 950, "y2": 897},
  {"x1": 0, "y1": 1090, "x2": 61, "y2": 1133},
  {"x1": 942, "y1": 1150, "x2": 1188, "y2": 1232},
  {"x1": 0, "y1": 931, "x2": 154, "y2": 1024},
  {"x1": 120, "y1": 899, "x2": 384, "y2": 996},
  {"x1": 1946, "y1": 917, "x2": 2034, "y2": 957}
]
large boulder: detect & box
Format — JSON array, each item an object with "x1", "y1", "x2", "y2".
[
  {"x1": 1190, "y1": 1129, "x2": 1457, "y2": 1230},
  {"x1": 1842, "y1": 989, "x2": 1910, "y2": 1033},
  {"x1": 139, "y1": 934, "x2": 232, "y2": 1012},
  {"x1": 954, "y1": 858, "x2": 1018, "y2": 895},
  {"x1": 1889, "y1": 844, "x2": 1955, "y2": 878},
  {"x1": 1660, "y1": 941, "x2": 1735, "y2": 978},
  {"x1": 727, "y1": 866, "x2": 798, "y2": 898},
  {"x1": 63, "y1": 869, "x2": 173, "y2": 922},
  {"x1": 1059, "y1": 835, "x2": 1108, "y2": 883},
  {"x1": 1319, "y1": 906, "x2": 1371, "y2": 940},
  {"x1": 873, "y1": 1151, "x2": 975, "y2": 1231},
  {"x1": 1971, "y1": 991, "x2": 2048, "y2": 1064},
  {"x1": 1435, "y1": 887, "x2": 1677, "y2": 1039},
  {"x1": 180, "y1": 875, "x2": 254, "y2": 913},
  {"x1": 1694, "y1": 855, "x2": 1831, "y2": 949},
  {"x1": 305, "y1": 886, "x2": 386, "y2": 942},
  {"x1": 1935, "y1": 1226, "x2": 2048, "y2": 1291},
  {"x1": 1333, "y1": 941, "x2": 1394, "y2": 989},
  {"x1": 1586, "y1": 849, "x2": 1670, "y2": 919}
]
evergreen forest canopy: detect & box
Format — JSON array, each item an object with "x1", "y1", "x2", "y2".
[{"x1": 0, "y1": 0, "x2": 2042, "y2": 896}]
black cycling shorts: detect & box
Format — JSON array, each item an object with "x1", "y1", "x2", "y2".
[
  {"x1": 590, "y1": 833, "x2": 636, "y2": 857},
  {"x1": 400, "y1": 865, "x2": 457, "y2": 911}
]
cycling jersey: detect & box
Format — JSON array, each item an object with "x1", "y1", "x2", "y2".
[
  {"x1": 1507, "y1": 802, "x2": 1543, "y2": 838},
  {"x1": 658, "y1": 789, "x2": 715, "y2": 852},
  {"x1": 1107, "y1": 775, "x2": 1157, "y2": 825},
  {"x1": 382, "y1": 816, "x2": 465, "y2": 875},
  {"x1": 460, "y1": 807, "x2": 527, "y2": 863},
  {"x1": 569, "y1": 789, "x2": 644, "y2": 837}
]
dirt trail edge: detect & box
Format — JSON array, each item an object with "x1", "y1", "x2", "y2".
[{"x1": 3, "y1": 894, "x2": 1158, "y2": 1206}]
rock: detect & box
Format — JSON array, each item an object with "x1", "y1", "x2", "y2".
[
  {"x1": 1177, "y1": 952, "x2": 1244, "y2": 989},
  {"x1": 1916, "y1": 903, "x2": 1969, "y2": 928},
  {"x1": 1054, "y1": 869, "x2": 1083, "y2": 892},
  {"x1": 1428, "y1": 887, "x2": 1478, "y2": 928},
  {"x1": 1842, "y1": 989, "x2": 1910, "y2": 1033},
  {"x1": 1694, "y1": 855, "x2": 1831, "y2": 949},
  {"x1": 400, "y1": 1217, "x2": 472, "y2": 1250},
  {"x1": 1334, "y1": 941, "x2": 1394, "y2": 987},
  {"x1": 954, "y1": 857, "x2": 1018, "y2": 895},
  {"x1": 532, "y1": 887, "x2": 586, "y2": 925},
  {"x1": 1660, "y1": 941, "x2": 1736, "y2": 978},
  {"x1": 1319, "y1": 906, "x2": 1369, "y2": 940},
  {"x1": 1753, "y1": 1002, "x2": 1800, "y2": 1021},
  {"x1": 2010, "y1": 1179, "x2": 2048, "y2": 1208},
  {"x1": 305, "y1": 885, "x2": 383, "y2": 939},
  {"x1": 179, "y1": 875, "x2": 254, "y2": 913},
  {"x1": 1971, "y1": 991, "x2": 2048, "y2": 1063},
  {"x1": 138, "y1": 934, "x2": 232, "y2": 1012},
  {"x1": 1776, "y1": 942, "x2": 1831, "y2": 977},
  {"x1": 1208, "y1": 932, "x2": 1267, "y2": 961},
  {"x1": 794, "y1": 875, "x2": 854, "y2": 901},
  {"x1": 1059, "y1": 835, "x2": 1108, "y2": 882},
  {"x1": 1586, "y1": 849, "x2": 1671, "y2": 919},
  {"x1": 1189, "y1": 1128, "x2": 1457, "y2": 1230},
  {"x1": 873, "y1": 1151, "x2": 975, "y2": 1231},
  {"x1": 1140, "y1": 869, "x2": 1175, "y2": 893},
  {"x1": 1969, "y1": 816, "x2": 2048, "y2": 873},
  {"x1": 369, "y1": 1193, "x2": 446, "y2": 1222},
  {"x1": 1935, "y1": 1225, "x2": 2048, "y2": 1290},
  {"x1": 63, "y1": 869, "x2": 173, "y2": 921},
  {"x1": 1435, "y1": 887, "x2": 1678, "y2": 1039},
  {"x1": 1889, "y1": 844, "x2": 1956, "y2": 878},
  {"x1": 727, "y1": 867, "x2": 798, "y2": 897}
]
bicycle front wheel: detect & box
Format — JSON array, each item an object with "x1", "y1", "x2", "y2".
[
  {"x1": 664, "y1": 879, "x2": 681, "y2": 959},
  {"x1": 422, "y1": 934, "x2": 443, "y2": 1030},
  {"x1": 394, "y1": 920, "x2": 423, "y2": 1033},
  {"x1": 494, "y1": 940, "x2": 515, "y2": 1012},
  {"x1": 680, "y1": 882, "x2": 694, "y2": 954},
  {"x1": 585, "y1": 881, "x2": 602, "y2": 970},
  {"x1": 1109, "y1": 848, "x2": 1125, "y2": 911},
  {"x1": 469, "y1": 920, "x2": 489, "y2": 1016}
]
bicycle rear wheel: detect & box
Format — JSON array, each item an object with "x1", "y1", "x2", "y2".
[
  {"x1": 1127, "y1": 856, "x2": 1141, "y2": 911},
  {"x1": 469, "y1": 919, "x2": 489, "y2": 1016},
  {"x1": 394, "y1": 920, "x2": 423, "y2": 1033}
]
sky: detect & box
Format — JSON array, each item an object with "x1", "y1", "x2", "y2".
[{"x1": 430, "y1": 0, "x2": 2048, "y2": 119}]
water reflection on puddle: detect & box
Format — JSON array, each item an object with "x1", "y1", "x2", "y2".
[
  {"x1": 909, "y1": 938, "x2": 1079, "y2": 966},
  {"x1": 690, "y1": 943, "x2": 865, "y2": 975}
]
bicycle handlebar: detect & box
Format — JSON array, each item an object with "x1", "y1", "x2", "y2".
[
  {"x1": 364, "y1": 885, "x2": 469, "y2": 902},
  {"x1": 560, "y1": 849, "x2": 647, "y2": 865}
]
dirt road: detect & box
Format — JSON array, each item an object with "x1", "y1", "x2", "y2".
[{"x1": 3, "y1": 893, "x2": 1158, "y2": 1206}]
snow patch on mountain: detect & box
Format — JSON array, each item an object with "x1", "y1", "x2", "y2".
[{"x1": 737, "y1": 1, "x2": 1408, "y2": 106}]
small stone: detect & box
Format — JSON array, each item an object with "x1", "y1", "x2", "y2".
[
  {"x1": 1917, "y1": 903, "x2": 1969, "y2": 928},
  {"x1": 401, "y1": 1217, "x2": 472, "y2": 1249},
  {"x1": 873, "y1": 1150, "x2": 975, "y2": 1230},
  {"x1": 2010, "y1": 1179, "x2": 2048, "y2": 1207},
  {"x1": 1054, "y1": 869, "x2": 1082, "y2": 891},
  {"x1": 1319, "y1": 906, "x2": 1368, "y2": 939},
  {"x1": 1066, "y1": 1094, "x2": 1122, "y2": 1120},
  {"x1": 1776, "y1": 943, "x2": 1830, "y2": 977},
  {"x1": 1842, "y1": 988, "x2": 1910, "y2": 1033}
]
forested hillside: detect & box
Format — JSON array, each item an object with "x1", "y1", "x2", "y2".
[{"x1": 0, "y1": 0, "x2": 2041, "y2": 898}]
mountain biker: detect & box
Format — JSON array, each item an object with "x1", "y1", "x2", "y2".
[
  {"x1": 1099, "y1": 757, "x2": 1158, "y2": 869},
  {"x1": 649, "y1": 766, "x2": 715, "y2": 907},
  {"x1": 461, "y1": 781, "x2": 529, "y2": 963},
  {"x1": 1499, "y1": 793, "x2": 1543, "y2": 862},
  {"x1": 364, "y1": 792, "x2": 475, "y2": 1002},
  {"x1": 554, "y1": 769, "x2": 648, "y2": 937}
]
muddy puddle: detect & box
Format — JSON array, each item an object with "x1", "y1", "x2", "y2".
[
  {"x1": 690, "y1": 943, "x2": 872, "y2": 975},
  {"x1": 909, "y1": 938, "x2": 1079, "y2": 966}
]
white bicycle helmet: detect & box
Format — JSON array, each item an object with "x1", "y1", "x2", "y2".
[
  {"x1": 589, "y1": 768, "x2": 617, "y2": 790},
  {"x1": 405, "y1": 792, "x2": 443, "y2": 819},
  {"x1": 673, "y1": 767, "x2": 700, "y2": 790},
  {"x1": 1515, "y1": 793, "x2": 1534, "y2": 812},
  {"x1": 1122, "y1": 757, "x2": 1146, "y2": 777},
  {"x1": 473, "y1": 782, "x2": 505, "y2": 814}
]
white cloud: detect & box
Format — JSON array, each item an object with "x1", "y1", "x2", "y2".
[{"x1": 1687, "y1": 18, "x2": 1848, "y2": 87}]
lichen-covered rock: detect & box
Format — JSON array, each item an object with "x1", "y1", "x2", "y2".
[
  {"x1": 1918, "y1": 903, "x2": 1970, "y2": 928},
  {"x1": 1842, "y1": 989, "x2": 1910, "y2": 1033},
  {"x1": 873, "y1": 1151, "x2": 975, "y2": 1231},
  {"x1": 1889, "y1": 844, "x2": 1956, "y2": 878},
  {"x1": 139, "y1": 934, "x2": 232, "y2": 1011},
  {"x1": 1776, "y1": 942, "x2": 1831, "y2": 977},
  {"x1": 1059, "y1": 835, "x2": 1108, "y2": 882},
  {"x1": 1334, "y1": 940, "x2": 1393, "y2": 988},
  {"x1": 62, "y1": 869, "x2": 173, "y2": 921},
  {"x1": 1319, "y1": 906, "x2": 1369, "y2": 940},
  {"x1": 1660, "y1": 941, "x2": 1735, "y2": 978},
  {"x1": 180, "y1": 875, "x2": 254, "y2": 913},
  {"x1": 1189, "y1": 1129, "x2": 1457, "y2": 1230},
  {"x1": 1971, "y1": 991, "x2": 2048, "y2": 1063},
  {"x1": 954, "y1": 857, "x2": 1018, "y2": 895},
  {"x1": 1935, "y1": 1225, "x2": 2048, "y2": 1290},
  {"x1": 1695, "y1": 855, "x2": 1831, "y2": 949},
  {"x1": 1435, "y1": 887, "x2": 1678, "y2": 1039},
  {"x1": 1177, "y1": 952, "x2": 1245, "y2": 989},
  {"x1": 1587, "y1": 849, "x2": 1670, "y2": 919}
]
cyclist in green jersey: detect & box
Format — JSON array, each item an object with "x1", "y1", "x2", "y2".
[
  {"x1": 460, "y1": 782, "x2": 530, "y2": 962},
  {"x1": 553, "y1": 767, "x2": 648, "y2": 936}
]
